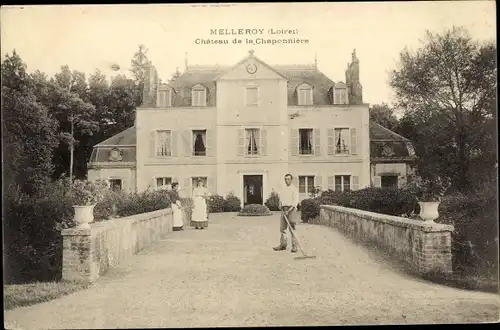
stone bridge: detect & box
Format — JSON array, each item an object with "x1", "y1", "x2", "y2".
[{"x1": 4, "y1": 211, "x2": 499, "y2": 328}]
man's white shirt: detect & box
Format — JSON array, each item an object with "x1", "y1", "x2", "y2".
[{"x1": 281, "y1": 184, "x2": 299, "y2": 207}]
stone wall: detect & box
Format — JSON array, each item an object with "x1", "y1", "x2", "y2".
[
  {"x1": 61, "y1": 208, "x2": 172, "y2": 283},
  {"x1": 314, "y1": 205, "x2": 454, "y2": 277}
]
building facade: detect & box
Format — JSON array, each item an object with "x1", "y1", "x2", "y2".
[{"x1": 88, "y1": 50, "x2": 416, "y2": 205}]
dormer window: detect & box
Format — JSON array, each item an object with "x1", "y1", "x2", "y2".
[
  {"x1": 332, "y1": 83, "x2": 348, "y2": 105},
  {"x1": 297, "y1": 83, "x2": 313, "y2": 106},
  {"x1": 157, "y1": 85, "x2": 172, "y2": 107},
  {"x1": 191, "y1": 84, "x2": 207, "y2": 107}
]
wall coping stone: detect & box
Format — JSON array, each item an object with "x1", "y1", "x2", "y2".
[
  {"x1": 320, "y1": 205, "x2": 454, "y2": 233},
  {"x1": 62, "y1": 208, "x2": 172, "y2": 236}
]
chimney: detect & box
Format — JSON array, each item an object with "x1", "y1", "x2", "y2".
[
  {"x1": 345, "y1": 49, "x2": 363, "y2": 104},
  {"x1": 142, "y1": 61, "x2": 159, "y2": 107}
]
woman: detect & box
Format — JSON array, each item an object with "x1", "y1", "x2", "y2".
[
  {"x1": 170, "y1": 182, "x2": 183, "y2": 231},
  {"x1": 191, "y1": 179, "x2": 210, "y2": 229}
]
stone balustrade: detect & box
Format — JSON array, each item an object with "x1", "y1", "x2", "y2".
[
  {"x1": 313, "y1": 205, "x2": 454, "y2": 277},
  {"x1": 61, "y1": 208, "x2": 172, "y2": 283}
]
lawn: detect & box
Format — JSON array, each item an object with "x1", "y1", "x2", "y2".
[{"x1": 4, "y1": 281, "x2": 90, "y2": 310}]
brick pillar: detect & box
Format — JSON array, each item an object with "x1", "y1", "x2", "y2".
[
  {"x1": 416, "y1": 227, "x2": 454, "y2": 277},
  {"x1": 61, "y1": 228, "x2": 94, "y2": 283}
]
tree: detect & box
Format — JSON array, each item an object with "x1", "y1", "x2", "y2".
[
  {"x1": 51, "y1": 66, "x2": 97, "y2": 181},
  {"x1": 369, "y1": 103, "x2": 400, "y2": 132},
  {"x1": 390, "y1": 26, "x2": 497, "y2": 192},
  {"x1": 130, "y1": 44, "x2": 150, "y2": 106},
  {"x1": 1, "y1": 50, "x2": 59, "y2": 195}
]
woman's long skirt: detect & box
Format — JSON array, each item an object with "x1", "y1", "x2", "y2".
[
  {"x1": 172, "y1": 203, "x2": 183, "y2": 231},
  {"x1": 191, "y1": 197, "x2": 208, "y2": 229}
]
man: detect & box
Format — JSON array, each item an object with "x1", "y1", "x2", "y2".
[{"x1": 273, "y1": 173, "x2": 299, "y2": 253}]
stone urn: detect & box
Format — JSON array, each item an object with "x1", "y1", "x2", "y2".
[
  {"x1": 418, "y1": 201, "x2": 440, "y2": 222},
  {"x1": 73, "y1": 205, "x2": 96, "y2": 229}
]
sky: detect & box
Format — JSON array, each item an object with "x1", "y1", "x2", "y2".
[{"x1": 1, "y1": 2, "x2": 496, "y2": 106}]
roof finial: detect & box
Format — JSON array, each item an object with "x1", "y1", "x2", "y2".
[
  {"x1": 314, "y1": 52, "x2": 318, "y2": 69},
  {"x1": 248, "y1": 49, "x2": 255, "y2": 56},
  {"x1": 352, "y1": 48, "x2": 357, "y2": 61},
  {"x1": 185, "y1": 52, "x2": 188, "y2": 72}
]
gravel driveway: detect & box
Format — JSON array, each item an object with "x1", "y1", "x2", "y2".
[{"x1": 4, "y1": 212, "x2": 499, "y2": 328}]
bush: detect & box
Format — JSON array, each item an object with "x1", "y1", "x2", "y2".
[
  {"x1": 238, "y1": 204, "x2": 271, "y2": 216},
  {"x1": 264, "y1": 191, "x2": 281, "y2": 211},
  {"x1": 437, "y1": 186, "x2": 498, "y2": 279},
  {"x1": 207, "y1": 194, "x2": 225, "y2": 213},
  {"x1": 4, "y1": 179, "x2": 74, "y2": 284},
  {"x1": 300, "y1": 198, "x2": 321, "y2": 222},
  {"x1": 180, "y1": 197, "x2": 194, "y2": 221},
  {"x1": 223, "y1": 192, "x2": 242, "y2": 212}
]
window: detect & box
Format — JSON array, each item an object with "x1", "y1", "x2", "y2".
[
  {"x1": 192, "y1": 130, "x2": 207, "y2": 156},
  {"x1": 334, "y1": 88, "x2": 347, "y2": 105},
  {"x1": 299, "y1": 176, "x2": 315, "y2": 195},
  {"x1": 381, "y1": 175, "x2": 398, "y2": 188},
  {"x1": 246, "y1": 87, "x2": 258, "y2": 106},
  {"x1": 156, "y1": 177, "x2": 172, "y2": 188},
  {"x1": 298, "y1": 87, "x2": 313, "y2": 106},
  {"x1": 334, "y1": 128, "x2": 349, "y2": 154},
  {"x1": 299, "y1": 129, "x2": 314, "y2": 155},
  {"x1": 156, "y1": 130, "x2": 172, "y2": 156},
  {"x1": 191, "y1": 177, "x2": 208, "y2": 190},
  {"x1": 157, "y1": 89, "x2": 172, "y2": 107},
  {"x1": 335, "y1": 175, "x2": 351, "y2": 192},
  {"x1": 109, "y1": 179, "x2": 122, "y2": 191},
  {"x1": 245, "y1": 128, "x2": 260, "y2": 155},
  {"x1": 191, "y1": 87, "x2": 206, "y2": 106}
]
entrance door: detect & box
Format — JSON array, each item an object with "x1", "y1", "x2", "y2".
[{"x1": 243, "y1": 175, "x2": 263, "y2": 205}]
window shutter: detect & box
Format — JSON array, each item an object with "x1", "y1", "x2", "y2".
[
  {"x1": 290, "y1": 129, "x2": 299, "y2": 156},
  {"x1": 327, "y1": 128, "x2": 335, "y2": 155},
  {"x1": 207, "y1": 177, "x2": 215, "y2": 194},
  {"x1": 260, "y1": 128, "x2": 267, "y2": 156},
  {"x1": 352, "y1": 176, "x2": 359, "y2": 190},
  {"x1": 151, "y1": 177, "x2": 157, "y2": 190},
  {"x1": 350, "y1": 128, "x2": 357, "y2": 154},
  {"x1": 172, "y1": 176, "x2": 178, "y2": 185},
  {"x1": 315, "y1": 176, "x2": 322, "y2": 190},
  {"x1": 206, "y1": 129, "x2": 214, "y2": 157},
  {"x1": 328, "y1": 176, "x2": 334, "y2": 190},
  {"x1": 171, "y1": 131, "x2": 178, "y2": 156},
  {"x1": 150, "y1": 131, "x2": 156, "y2": 158},
  {"x1": 183, "y1": 130, "x2": 192, "y2": 157},
  {"x1": 374, "y1": 176, "x2": 381, "y2": 188},
  {"x1": 183, "y1": 178, "x2": 192, "y2": 197},
  {"x1": 254, "y1": 129, "x2": 260, "y2": 154},
  {"x1": 314, "y1": 128, "x2": 321, "y2": 155},
  {"x1": 237, "y1": 129, "x2": 245, "y2": 156}
]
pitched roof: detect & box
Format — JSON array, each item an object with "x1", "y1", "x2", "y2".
[
  {"x1": 275, "y1": 66, "x2": 336, "y2": 106},
  {"x1": 96, "y1": 126, "x2": 136, "y2": 146},
  {"x1": 369, "y1": 122, "x2": 410, "y2": 142}
]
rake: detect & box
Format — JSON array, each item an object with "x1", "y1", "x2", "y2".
[{"x1": 282, "y1": 211, "x2": 317, "y2": 260}]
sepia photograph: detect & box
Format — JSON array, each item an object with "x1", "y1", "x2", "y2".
[{"x1": 2, "y1": 1, "x2": 498, "y2": 328}]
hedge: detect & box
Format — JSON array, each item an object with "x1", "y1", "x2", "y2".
[{"x1": 301, "y1": 187, "x2": 418, "y2": 222}]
